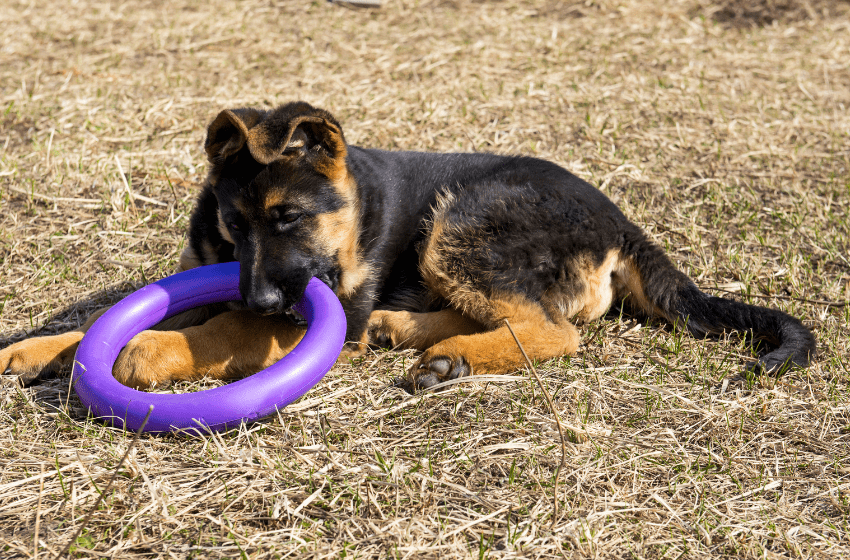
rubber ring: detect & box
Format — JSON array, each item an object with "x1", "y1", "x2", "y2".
[{"x1": 72, "y1": 261, "x2": 346, "y2": 433}]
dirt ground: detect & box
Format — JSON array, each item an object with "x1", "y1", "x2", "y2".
[{"x1": 1, "y1": 0, "x2": 849, "y2": 558}]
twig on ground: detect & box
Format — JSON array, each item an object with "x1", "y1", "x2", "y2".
[
  {"x1": 504, "y1": 318, "x2": 568, "y2": 527},
  {"x1": 5, "y1": 184, "x2": 101, "y2": 204}
]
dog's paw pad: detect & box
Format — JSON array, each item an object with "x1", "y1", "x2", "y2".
[
  {"x1": 426, "y1": 357, "x2": 455, "y2": 376},
  {"x1": 366, "y1": 311, "x2": 400, "y2": 349},
  {"x1": 401, "y1": 355, "x2": 470, "y2": 393},
  {"x1": 369, "y1": 328, "x2": 393, "y2": 348}
]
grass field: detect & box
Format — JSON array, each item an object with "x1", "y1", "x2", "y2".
[{"x1": 1, "y1": 0, "x2": 850, "y2": 558}]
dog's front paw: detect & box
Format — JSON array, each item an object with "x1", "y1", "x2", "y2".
[
  {"x1": 396, "y1": 353, "x2": 471, "y2": 394},
  {"x1": 0, "y1": 333, "x2": 84, "y2": 385},
  {"x1": 366, "y1": 310, "x2": 396, "y2": 348},
  {"x1": 113, "y1": 331, "x2": 191, "y2": 389}
]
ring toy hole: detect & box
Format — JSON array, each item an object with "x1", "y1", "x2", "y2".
[{"x1": 72, "y1": 262, "x2": 346, "y2": 434}]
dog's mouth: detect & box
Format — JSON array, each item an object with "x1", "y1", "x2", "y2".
[
  {"x1": 241, "y1": 278, "x2": 305, "y2": 316},
  {"x1": 241, "y1": 265, "x2": 340, "y2": 316},
  {"x1": 232, "y1": 299, "x2": 307, "y2": 326},
  {"x1": 254, "y1": 306, "x2": 287, "y2": 317}
]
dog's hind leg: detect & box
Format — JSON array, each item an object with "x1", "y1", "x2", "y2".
[
  {"x1": 394, "y1": 185, "x2": 589, "y2": 392},
  {"x1": 396, "y1": 293, "x2": 579, "y2": 392}
]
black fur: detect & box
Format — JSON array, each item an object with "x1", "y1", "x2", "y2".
[{"x1": 189, "y1": 102, "x2": 815, "y2": 374}]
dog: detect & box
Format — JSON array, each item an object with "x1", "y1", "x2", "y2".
[{"x1": 0, "y1": 101, "x2": 816, "y2": 392}]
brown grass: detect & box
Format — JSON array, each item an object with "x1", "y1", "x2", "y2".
[{"x1": 2, "y1": 0, "x2": 850, "y2": 558}]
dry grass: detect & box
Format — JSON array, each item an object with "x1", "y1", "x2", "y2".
[{"x1": 1, "y1": 0, "x2": 850, "y2": 558}]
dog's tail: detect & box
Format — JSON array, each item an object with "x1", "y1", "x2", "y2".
[{"x1": 620, "y1": 229, "x2": 816, "y2": 373}]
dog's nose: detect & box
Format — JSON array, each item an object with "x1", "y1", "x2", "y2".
[{"x1": 246, "y1": 288, "x2": 284, "y2": 315}]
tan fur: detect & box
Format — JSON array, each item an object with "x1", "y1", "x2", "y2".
[
  {"x1": 412, "y1": 193, "x2": 618, "y2": 382},
  {"x1": 574, "y1": 251, "x2": 620, "y2": 322},
  {"x1": 216, "y1": 209, "x2": 236, "y2": 244},
  {"x1": 113, "y1": 310, "x2": 305, "y2": 389},
  {"x1": 0, "y1": 289, "x2": 233, "y2": 388},
  {"x1": 315, "y1": 155, "x2": 348, "y2": 185},
  {"x1": 368, "y1": 308, "x2": 484, "y2": 350},
  {"x1": 177, "y1": 245, "x2": 203, "y2": 272},
  {"x1": 0, "y1": 296, "x2": 228, "y2": 387},
  {"x1": 418, "y1": 191, "x2": 496, "y2": 321},
  {"x1": 619, "y1": 258, "x2": 662, "y2": 318},
  {"x1": 246, "y1": 127, "x2": 273, "y2": 163},
  {"x1": 197, "y1": 239, "x2": 220, "y2": 265},
  {"x1": 314, "y1": 174, "x2": 372, "y2": 298},
  {"x1": 261, "y1": 189, "x2": 289, "y2": 211},
  {"x1": 311, "y1": 121, "x2": 349, "y2": 184},
  {"x1": 414, "y1": 195, "x2": 580, "y2": 375},
  {"x1": 205, "y1": 110, "x2": 250, "y2": 160},
  {"x1": 530, "y1": 249, "x2": 660, "y2": 327},
  {"x1": 0, "y1": 308, "x2": 108, "y2": 384},
  {"x1": 0, "y1": 332, "x2": 85, "y2": 383},
  {"x1": 413, "y1": 294, "x2": 580, "y2": 376},
  {"x1": 538, "y1": 249, "x2": 628, "y2": 324}
]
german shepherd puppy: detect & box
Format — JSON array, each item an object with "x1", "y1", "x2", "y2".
[{"x1": 1, "y1": 102, "x2": 816, "y2": 392}]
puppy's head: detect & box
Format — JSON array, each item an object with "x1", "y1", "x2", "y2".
[{"x1": 203, "y1": 102, "x2": 366, "y2": 315}]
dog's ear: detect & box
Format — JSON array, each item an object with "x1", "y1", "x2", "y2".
[
  {"x1": 204, "y1": 108, "x2": 264, "y2": 163},
  {"x1": 245, "y1": 115, "x2": 347, "y2": 165}
]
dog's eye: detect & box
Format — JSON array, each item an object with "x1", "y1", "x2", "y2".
[
  {"x1": 228, "y1": 221, "x2": 241, "y2": 232},
  {"x1": 280, "y1": 212, "x2": 302, "y2": 224},
  {"x1": 269, "y1": 207, "x2": 303, "y2": 231}
]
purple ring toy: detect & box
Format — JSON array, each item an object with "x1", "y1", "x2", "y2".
[{"x1": 72, "y1": 261, "x2": 346, "y2": 434}]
